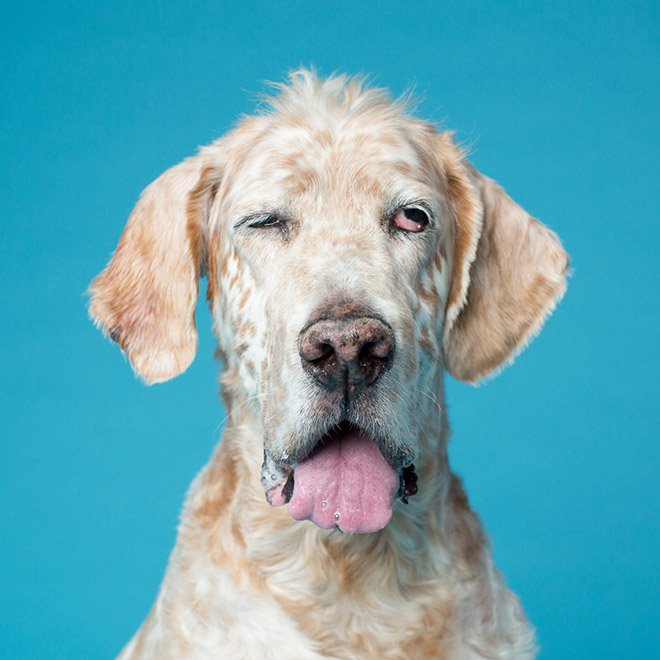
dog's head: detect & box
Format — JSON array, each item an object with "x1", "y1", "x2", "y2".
[{"x1": 89, "y1": 72, "x2": 567, "y2": 534}]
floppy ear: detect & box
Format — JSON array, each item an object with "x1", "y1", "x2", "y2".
[
  {"x1": 442, "y1": 160, "x2": 568, "y2": 383},
  {"x1": 88, "y1": 155, "x2": 215, "y2": 384}
]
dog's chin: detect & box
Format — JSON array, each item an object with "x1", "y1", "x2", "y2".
[{"x1": 263, "y1": 421, "x2": 418, "y2": 535}]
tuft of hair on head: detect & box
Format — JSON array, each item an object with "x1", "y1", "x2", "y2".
[{"x1": 258, "y1": 67, "x2": 412, "y2": 126}]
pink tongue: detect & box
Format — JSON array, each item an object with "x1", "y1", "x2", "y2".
[{"x1": 287, "y1": 429, "x2": 398, "y2": 534}]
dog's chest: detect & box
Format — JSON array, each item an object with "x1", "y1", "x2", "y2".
[{"x1": 259, "y1": 549, "x2": 458, "y2": 658}]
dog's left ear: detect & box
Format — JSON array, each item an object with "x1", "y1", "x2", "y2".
[
  {"x1": 88, "y1": 154, "x2": 217, "y2": 385},
  {"x1": 442, "y1": 143, "x2": 568, "y2": 383}
]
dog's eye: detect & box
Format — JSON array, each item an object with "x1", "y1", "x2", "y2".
[
  {"x1": 248, "y1": 214, "x2": 282, "y2": 229},
  {"x1": 392, "y1": 207, "x2": 429, "y2": 233}
]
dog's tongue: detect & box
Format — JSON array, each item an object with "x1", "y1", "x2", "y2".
[{"x1": 287, "y1": 427, "x2": 398, "y2": 534}]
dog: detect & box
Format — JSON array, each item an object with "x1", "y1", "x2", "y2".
[{"x1": 89, "y1": 71, "x2": 568, "y2": 659}]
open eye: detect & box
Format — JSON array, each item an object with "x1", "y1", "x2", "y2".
[
  {"x1": 248, "y1": 214, "x2": 282, "y2": 229},
  {"x1": 392, "y1": 207, "x2": 429, "y2": 233}
]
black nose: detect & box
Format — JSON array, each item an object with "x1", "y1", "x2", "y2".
[{"x1": 298, "y1": 316, "x2": 395, "y2": 394}]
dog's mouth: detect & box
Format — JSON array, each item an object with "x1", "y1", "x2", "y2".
[{"x1": 262, "y1": 421, "x2": 417, "y2": 534}]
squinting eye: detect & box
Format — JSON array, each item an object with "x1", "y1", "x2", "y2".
[
  {"x1": 248, "y1": 214, "x2": 282, "y2": 229},
  {"x1": 392, "y1": 207, "x2": 429, "y2": 233}
]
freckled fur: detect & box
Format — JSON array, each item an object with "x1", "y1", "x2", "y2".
[{"x1": 89, "y1": 70, "x2": 567, "y2": 659}]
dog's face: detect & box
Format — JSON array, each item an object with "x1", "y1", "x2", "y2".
[{"x1": 89, "y1": 73, "x2": 567, "y2": 533}]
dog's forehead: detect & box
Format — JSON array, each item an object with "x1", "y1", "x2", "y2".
[{"x1": 218, "y1": 112, "x2": 442, "y2": 217}]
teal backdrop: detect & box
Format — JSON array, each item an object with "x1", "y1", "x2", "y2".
[{"x1": 1, "y1": 1, "x2": 658, "y2": 657}]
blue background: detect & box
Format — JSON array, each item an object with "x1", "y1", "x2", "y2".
[{"x1": 1, "y1": 1, "x2": 658, "y2": 657}]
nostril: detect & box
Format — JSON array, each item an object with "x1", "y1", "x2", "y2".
[
  {"x1": 358, "y1": 339, "x2": 392, "y2": 386},
  {"x1": 362, "y1": 336, "x2": 392, "y2": 360},
  {"x1": 308, "y1": 342, "x2": 334, "y2": 365},
  {"x1": 300, "y1": 329, "x2": 334, "y2": 362},
  {"x1": 359, "y1": 343, "x2": 383, "y2": 365}
]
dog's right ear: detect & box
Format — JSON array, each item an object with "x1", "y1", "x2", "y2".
[{"x1": 88, "y1": 155, "x2": 218, "y2": 385}]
